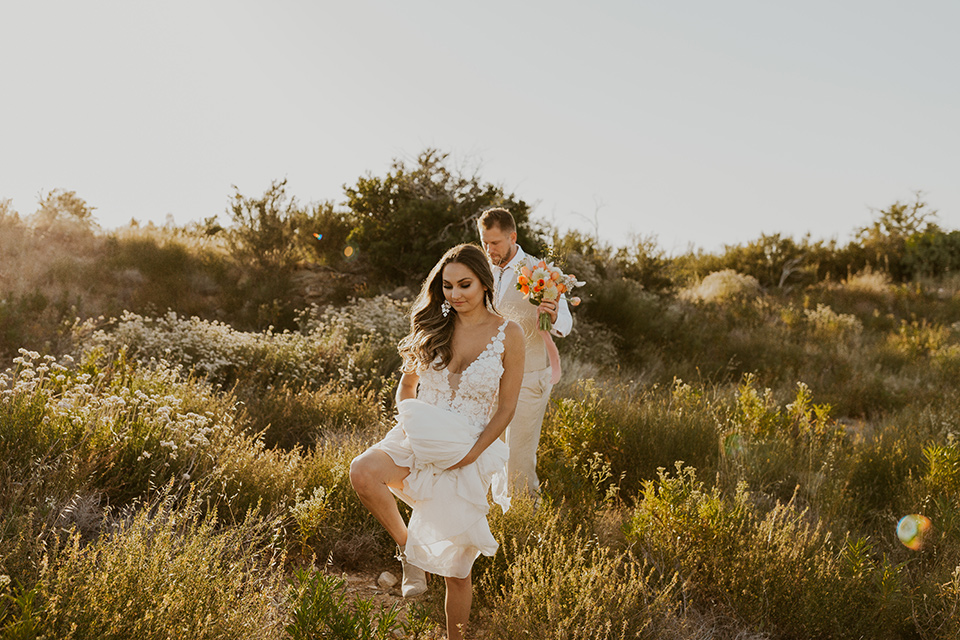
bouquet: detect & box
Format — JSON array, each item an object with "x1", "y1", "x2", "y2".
[{"x1": 516, "y1": 260, "x2": 585, "y2": 331}]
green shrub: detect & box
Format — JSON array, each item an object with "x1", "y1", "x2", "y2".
[
  {"x1": 284, "y1": 569, "x2": 434, "y2": 640},
  {"x1": 0, "y1": 578, "x2": 43, "y2": 639},
  {"x1": 576, "y1": 277, "x2": 670, "y2": 366},
  {"x1": 904, "y1": 228, "x2": 960, "y2": 277},
  {"x1": 343, "y1": 149, "x2": 540, "y2": 287},
  {"x1": 95, "y1": 230, "x2": 232, "y2": 320},
  {"x1": 627, "y1": 463, "x2": 910, "y2": 639},
  {"x1": 540, "y1": 380, "x2": 720, "y2": 508},
  {"x1": 721, "y1": 377, "x2": 848, "y2": 506}
]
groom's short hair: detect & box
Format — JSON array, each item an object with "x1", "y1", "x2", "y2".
[{"x1": 477, "y1": 208, "x2": 516, "y2": 233}]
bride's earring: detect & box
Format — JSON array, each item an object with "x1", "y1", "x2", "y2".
[{"x1": 441, "y1": 301, "x2": 452, "y2": 317}]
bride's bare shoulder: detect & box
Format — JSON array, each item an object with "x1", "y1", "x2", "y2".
[{"x1": 502, "y1": 319, "x2": 524, "y2": 342}]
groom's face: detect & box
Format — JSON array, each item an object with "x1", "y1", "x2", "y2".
[{"x1": 479, "y1": 225, "x2": 517, "y2": 267}]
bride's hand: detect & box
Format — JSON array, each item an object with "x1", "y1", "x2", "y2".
[{"x1": 446, "y1": 451, "x2": 477, "y2": 471}]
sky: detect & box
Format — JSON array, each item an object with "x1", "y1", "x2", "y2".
[{"x1": 1, "y1": 1, "x2": 957, "y2": 254}]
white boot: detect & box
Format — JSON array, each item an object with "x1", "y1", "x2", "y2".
[{"x1": 396, "y1": 546, "x2": 427, "y2": 597}]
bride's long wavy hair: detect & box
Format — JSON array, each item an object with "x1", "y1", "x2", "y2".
[{"x1": 398, "y1": 243, "x2": 497, "y2": 372}]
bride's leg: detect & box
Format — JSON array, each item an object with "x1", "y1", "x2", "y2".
[
  {"x1": 349, "y1": 449, "x2": 410, "y2": 546},
  {"x1": 444, "y1": 574, "x2": 472, "y2": 640}
]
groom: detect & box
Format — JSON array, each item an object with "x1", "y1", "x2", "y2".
[{"x1": 476, "y1": 208, "x2": 573, "y2": 497}]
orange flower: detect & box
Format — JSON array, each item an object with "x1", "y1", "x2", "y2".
[{"x1": 513, "y1": 256, "x2": 586, "y2": 331}]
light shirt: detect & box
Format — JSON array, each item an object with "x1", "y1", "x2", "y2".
[{"x1": 492, "y1": 245, "x2": 573, "y2": 338}]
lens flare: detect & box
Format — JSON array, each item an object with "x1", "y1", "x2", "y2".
[
  {"x1": 897, "y1": 514, "x2": 932, "y2": 550},
  {"x1": 343, "y1": 241, "x2": 359, "y2": 260}
]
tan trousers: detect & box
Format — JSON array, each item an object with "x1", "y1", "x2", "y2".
[{"x1": 502, "y1": 366, "x2": 554, "y2": 497}]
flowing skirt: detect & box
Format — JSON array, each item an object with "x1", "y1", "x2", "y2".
[{"x1": 371, "y1": 398, "x2": 510, "y2": 579}]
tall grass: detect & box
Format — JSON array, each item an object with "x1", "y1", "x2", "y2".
[
  {"x1": 483, "y1": 512, "x2": 689, "y2": 640},
  {"x1": 37, "y1": 489, "x2": 287, "y2": 640}
]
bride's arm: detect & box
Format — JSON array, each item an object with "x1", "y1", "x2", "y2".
[
  {"x1": 446, "y1": 322, "x2": 525, "y2": 470},
  {"x1": 396, "y1": 370, "x2": 420, "y2": 404}
]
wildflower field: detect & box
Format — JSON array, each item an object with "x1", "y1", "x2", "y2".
[{"x1": 3, "y1": 165, "x2": 960, "y2": 638}]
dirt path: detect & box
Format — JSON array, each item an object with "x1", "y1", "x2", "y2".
[
  {"x1": 340, "y1": 569, "x2": 406, "y2": 608},
  {"x1": 337, "y1": 569, "x2": 448, "y2": 638}
]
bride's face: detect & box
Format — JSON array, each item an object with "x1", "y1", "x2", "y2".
[{"x1": 441, "y1": 262, "x2": 487, "y2": 314}]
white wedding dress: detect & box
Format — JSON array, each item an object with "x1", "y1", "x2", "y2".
[{"x1": 372, "y1": 320, "x2": 511, "y2": 579}]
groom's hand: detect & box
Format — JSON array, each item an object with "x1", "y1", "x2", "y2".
[{"x1": 538, "y1": 299, "x2": 558, "y2": 324}]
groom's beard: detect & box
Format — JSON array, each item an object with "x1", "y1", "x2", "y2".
[
  {"x1": 491, "y1": 247, "x2": 515, "y2": 267},
  {"x1": 487, "y1": 252, "x2": 506, "y2": 267}
]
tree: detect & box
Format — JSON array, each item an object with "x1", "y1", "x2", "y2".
[
  {"x1": 343, "y1": 149, "x2": 541, "y2": 286},
  {"x1": 716, "y1": 233, "x2": 812, "y2": 289},
  {"x1": 616, "y1": 234, "x2": 674, "y2": 293},
  {"x1": 903, "y1": 228, "x2": 960, "y2": 277},
  {"x1": 30, "y1": 189, "x2": 98, "y2": 236},
  {"x1": 857, "y1": 193, "x2": 938, "y2": 279},
  {"x1": 227, "y1": 179, "x2": 310, "y2": 271},
  {"x1": 306, "y1": 201, "x2": 355, "y2": 269},
  {"x1": 225, "y1": 180, "x2": 333, "y2": 329}
]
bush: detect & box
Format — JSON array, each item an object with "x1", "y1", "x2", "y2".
[
  {"x1": 720, "y1": 377, "x2": 848, "y2": 507},
  {"x1": 95, "y1": 228, "x2": 232, "y2": 319},
  {"x1": 77, "y1": 295, "x2": 410, "y2": 398},
  {"x1": 540, "y1": 380, "x2": 720, "y2": 508},
  {"x1": 239, "y1": 383, "x2": 385, "y2": 451},
  {"x1": 0, "y1": 349, "x2": 235, "y2": 507},
  {"x1": 904, "y1": 228, "x2": 960, "y2": 277},
  {"x1": 576, "y1": 277, "x2": 670, "y2": 367},
  {"x1": 285, "y1": 569, "x2": 434, "y2": 640},
  {"x1": 482, "y1": 509, "x2": 689, "y2": 640},
  {"x1": 680, "y1": 269, "x2": 762, "y2": 303},
  {"x1": 35, "y1": 489, "x2": 286, "y2": 640},
  {"x1": 627, "y1": 463, "x2": 910, "y2": 639},
  {"x1": 343, "y1": 149, "x2": 541, "y2": 287}
]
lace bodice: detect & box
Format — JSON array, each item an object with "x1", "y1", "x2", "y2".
[{"x1": 416, "y1": 321, "x2": 507, "y2": 430}]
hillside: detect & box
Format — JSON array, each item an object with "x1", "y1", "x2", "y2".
[{"x1": 2, "y1": 172, "x2": 960, "y2": 638}]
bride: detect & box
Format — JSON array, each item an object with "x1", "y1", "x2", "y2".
[{"x1": 350, "y1": 243, "x2": 524, "y2": 639}]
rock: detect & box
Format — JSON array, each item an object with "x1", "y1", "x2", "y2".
[{"x1": 377, "y1": 571, "x2": 398, "y2": 591}]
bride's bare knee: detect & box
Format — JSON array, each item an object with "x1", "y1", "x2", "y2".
[{"x1": 349, "y1": 453, "x2": 375, "y2": 493}]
